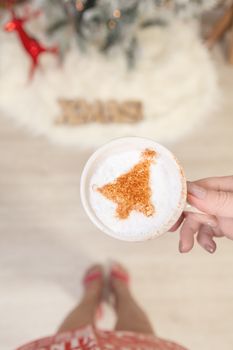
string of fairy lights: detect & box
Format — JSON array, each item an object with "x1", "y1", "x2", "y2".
[
  {"x1": 1, "y1": 0, "x2": 227, "y2": 66},
  {"x1": 65, "y1": 0, "x2": 130, "y2": 32}
]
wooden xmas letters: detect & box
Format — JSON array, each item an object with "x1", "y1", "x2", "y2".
[{"x1": 56, "y1": 98, "x2": 143, "y2": 125}]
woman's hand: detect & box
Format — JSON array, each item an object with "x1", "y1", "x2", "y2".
[{"x1": 172, "y1": 176, "x2": 233, "y2": 254}]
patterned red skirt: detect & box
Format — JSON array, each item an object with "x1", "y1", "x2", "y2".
[{"x1": 16, "y1": 325, "x2": 187, "y2": 350}]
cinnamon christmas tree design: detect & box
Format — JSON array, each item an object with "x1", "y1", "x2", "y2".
[{"x1": 97, "y1": 149, "x2": 156, "y2": 219}]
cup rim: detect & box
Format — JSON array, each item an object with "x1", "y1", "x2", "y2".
[{"x1": 80, "y1": 136, "x2": 187, "y2": 242}]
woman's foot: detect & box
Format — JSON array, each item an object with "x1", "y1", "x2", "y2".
[
  {"x1": 110, "y1": 262, "x2": 131, "y2": 309},
  {"x1": 109, "y1": 262, "x2": 154, "y2": 335},
  {"x1": 57, "y1": 264, "x2": 104, "y2": 332},
  {"x1": 83, "y1": 264, "x2": 104, "y2": 304}
]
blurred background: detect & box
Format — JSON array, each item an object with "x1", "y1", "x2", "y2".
[{"x1": 0, "y1": 1, "x2": 233, "y2": 349}]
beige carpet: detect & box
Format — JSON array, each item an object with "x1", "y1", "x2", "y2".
[{"x1": 0, "y1": 64, "x2": 233, "y2": 350}]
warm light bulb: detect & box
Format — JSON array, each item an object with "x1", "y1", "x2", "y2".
[
  {"x1": 76, "y1": 0, "x2": 84, "y2": 12},
  {"x1": 113, "y1": 9, "x2": 121, "y2": 18}
]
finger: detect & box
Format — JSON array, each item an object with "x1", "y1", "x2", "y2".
[
  {"x1": 179, "y1": 218, "x2": 201, "y2": 253},
  {"x1": 183, "y1": 211, "x2": 218, "y2": 228},
  {"x1": 169, "y1": 213, "x2": 185, "y2": 232},
  {"x1": 217, "y1": 217, "x2": 233, "y2": 240},
  {"x1": 179, "y1": 212, "x2": 217, "y2": 253},
  {"x1": 196, "y1": 225, "x2": 216, "y2": 254},
  {"x1": 187, "y1": 182, "x2": 233, "y2": 217},
  {"x1": 192, "y1": 176, "x2": 233, "y2": 192},
  {"x1": 184, "y1": 211, "x2": 223, "y2": 237},
  {"x1": 211, "y1": 225, "x2": 224, "y2": 238}
]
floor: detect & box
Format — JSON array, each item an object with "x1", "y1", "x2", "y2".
[{"x1": 0, "y1": 63, "x2": 233, "y2": 350}]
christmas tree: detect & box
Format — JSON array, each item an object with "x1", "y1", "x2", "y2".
[{"x1": 38, "y1": 0, "x2": 224, "y2": 64}]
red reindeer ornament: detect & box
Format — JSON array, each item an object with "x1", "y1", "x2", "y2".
[{"x1": 4, "y1": 8, "x2": 58, "y2": 78}]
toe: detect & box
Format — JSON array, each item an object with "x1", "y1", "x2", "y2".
[
  {"x1": 111, "y1": 262, "x2": 129, "y2": 283},
  {"x1": 85, "y1": 264, "x2": 103, "y2": 275}
]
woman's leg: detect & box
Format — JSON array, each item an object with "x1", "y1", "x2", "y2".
[
  {"x1": 112, "y1": 265, "x2": 155, "y2": 335},
  {"x1": 57, "y1": 265, "x2": 103, "y2": 333}
]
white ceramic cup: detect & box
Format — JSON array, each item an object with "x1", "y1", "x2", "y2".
[{"x1": 80, "y1": 137, "x2": 187, "y2": 242}]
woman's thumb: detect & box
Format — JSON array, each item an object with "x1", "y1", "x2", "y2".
[{"x1": 187, "y1": 181, "x2": 233, "y2": 217}]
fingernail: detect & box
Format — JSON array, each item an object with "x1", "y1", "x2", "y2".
[
  {"x1": 179, "y1": 241, "x2": 184, "y2": 253},
  {"x1": 187, "y1": 182, "x2": 207, "y2": 199},
  {"x1": 205, "y1": 245, "x2": 215, "y2": 254}
]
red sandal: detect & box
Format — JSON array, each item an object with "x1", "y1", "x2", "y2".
[
  {"x1": 110, "y1": 262, "x2": 130, "y2": 285},
  {"x1": 83, "y1": 270, "x2": 103, "y2": 286}
]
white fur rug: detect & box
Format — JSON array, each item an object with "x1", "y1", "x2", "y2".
[{"x1": 0, "y1": 21, "x2": 219, "y2": 148}]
